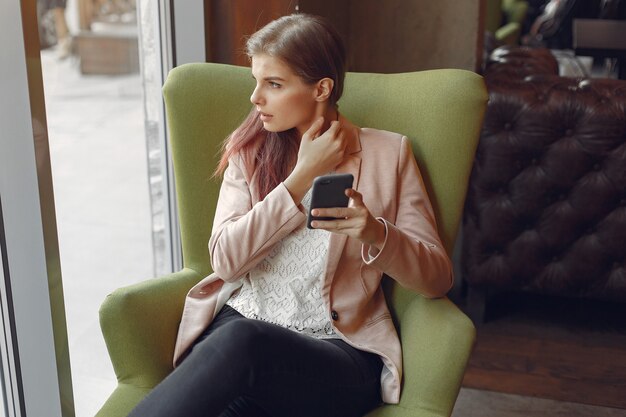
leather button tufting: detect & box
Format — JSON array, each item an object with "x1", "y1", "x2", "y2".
[{"x1": 465, "y1": 46, "x2": 626, "y2": 304}]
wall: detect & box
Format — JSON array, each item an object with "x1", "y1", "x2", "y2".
[
  {"x1": 207, "y1": 0, "x2": 484, "y2": 73},
  {"x1": 207, "y1": 0, "x2": 294, "y2": 66},
  {"x1": 347, "y1": 0, "x2": 484, "y2": 72}
]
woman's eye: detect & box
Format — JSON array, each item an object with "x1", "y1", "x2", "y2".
[{"x1": 269, "y1": 82, "x2": 281, "y2": 88}]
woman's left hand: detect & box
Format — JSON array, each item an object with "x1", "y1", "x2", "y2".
[{"x1": 310, "y1": 189, "x2": 386, "y2": 249}]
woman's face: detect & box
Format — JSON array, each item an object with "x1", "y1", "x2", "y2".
[{"x1": 250, "y1": 54, "x2": 320, "y2": 136}]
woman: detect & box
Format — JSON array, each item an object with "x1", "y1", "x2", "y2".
[{"x1": 130, "y1": 13, "x2": 452, "y2": 417}]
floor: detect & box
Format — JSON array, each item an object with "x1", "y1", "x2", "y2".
[
  {"x1": 453, "y1": 293, "x2": 626, "y2": 417},
  {"x1": 453, "y1": 388, "x2": 626, "y2": 417},
  {"x1": 467, "y1": 293, "x2": 626, "y2": 405},
  {"x1": 41, "y1": 47, "x2": 154, "y2": 416},
  {"x1": 41, "y1": 45, "x2": 626, "y2": 416}
]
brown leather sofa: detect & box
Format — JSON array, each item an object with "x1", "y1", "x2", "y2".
[{"x1": 462, "y1": 46, "x2": 626, "y2": 322}]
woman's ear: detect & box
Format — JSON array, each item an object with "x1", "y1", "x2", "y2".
[{"x1": 314, "y1": 78, "x2": 334, "y2": 102}]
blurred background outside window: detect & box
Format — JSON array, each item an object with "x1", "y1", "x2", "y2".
[{"x1": 37, "y1": 0, "x2": 169, "y2": 415}]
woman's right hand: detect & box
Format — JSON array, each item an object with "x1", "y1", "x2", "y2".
[
  {"x1": 284, "y1": 117, "x2": 347, "y2": 204},
  {"x1": 297, "y1": 117, "x2": 347, "y2": 179}
]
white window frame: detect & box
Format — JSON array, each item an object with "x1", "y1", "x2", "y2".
[{"x1": 0, "y1": 0, "x2": 73, "y2": 415}]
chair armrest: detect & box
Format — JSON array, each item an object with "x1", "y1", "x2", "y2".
[
  {"x1": 99, "y1": 268, "x2": 203, "y2": 388},
  {"x1": 368, "y1": 297, "x2": 475, "y2": 417},
  {"x1": 398, "y1": 296, "x2": 475, "y2": 415}
]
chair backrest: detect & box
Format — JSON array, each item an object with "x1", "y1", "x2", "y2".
[{"x1": 163, "y1": 63, "x2": 487, "y2": 313}]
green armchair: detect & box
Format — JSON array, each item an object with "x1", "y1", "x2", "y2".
[
  {"x1": 486, "y1": 0, "x2": 530, "y2": 46},
  {"x1": 97, "y1": 63, "x2": 487, "y2": 417}
]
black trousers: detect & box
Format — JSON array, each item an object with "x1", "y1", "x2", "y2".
[{"x1": 128, "y1": 305, "x2": 383, "y2": 417}]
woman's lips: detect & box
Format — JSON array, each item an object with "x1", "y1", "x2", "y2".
[{"x1": 259, "y1": 112, "x2": 273, "y2": 122}]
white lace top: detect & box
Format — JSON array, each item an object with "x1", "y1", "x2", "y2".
[{"x1": 226, "y1": 188, "x2": 337, "y2": 338}]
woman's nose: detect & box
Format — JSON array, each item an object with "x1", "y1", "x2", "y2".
[{"x1": 250, "y1": 86, "x2": 262, "y2": 105}]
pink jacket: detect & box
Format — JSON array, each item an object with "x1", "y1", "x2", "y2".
[{"x1": 172, "y1": 117, "x2": 453, "y2": 404}]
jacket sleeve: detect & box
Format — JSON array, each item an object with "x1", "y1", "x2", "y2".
[
  {"x1": 361, "y1": 136, "x2": 453, "y2": 298},
  {"x1": 209, "y1": 156, "x2": 307, "y2": 282}
]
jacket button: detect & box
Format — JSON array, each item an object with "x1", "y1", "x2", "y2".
[{"x1": 331, "y1": 310, "x2": 339, "y2": 321}]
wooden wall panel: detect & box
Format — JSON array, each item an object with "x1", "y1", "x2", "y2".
[
  {"x1": 208, "y1": 0, "x2": 295, "y2": 66},
  {"x1": 205, "y1": 0, "x2": 483, "y2": 73},
  {"x1": 349, "y1": 0, "x2": 482, "y2": 73}
]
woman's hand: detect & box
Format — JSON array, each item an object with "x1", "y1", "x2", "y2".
[
  {"x1": 296, "y1": 117, "x2": 347, "y2": 179},
  {"x1": 284, "y1": 117, "x2": 347, "y2": 203},
  {"x1": 310, "y1": 189, "x2": 386, "y2": 249}
]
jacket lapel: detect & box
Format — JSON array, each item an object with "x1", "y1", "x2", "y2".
[
  {"x1": 335, "y1": 116, "x2": 362, "y2": 188},
  {"x1": 323, "y1": 116, "x2": 362, "y2": 287}
]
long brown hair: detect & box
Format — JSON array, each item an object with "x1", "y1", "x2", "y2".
[{"x1": 215, "y1": 14, "x2": 347, "y2": 200}]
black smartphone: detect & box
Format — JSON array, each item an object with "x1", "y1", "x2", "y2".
[{"x1": 307, "y1": 173, "x2": 354, "y2": 229}]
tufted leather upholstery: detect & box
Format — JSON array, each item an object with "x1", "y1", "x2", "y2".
[{"x1": 462, "y1": 46, "x2": 626, "y2": 305}]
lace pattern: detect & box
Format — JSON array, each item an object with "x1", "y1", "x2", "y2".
[{"x1": 227, "y1": 189, "x2": 337, "y2": 338}]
